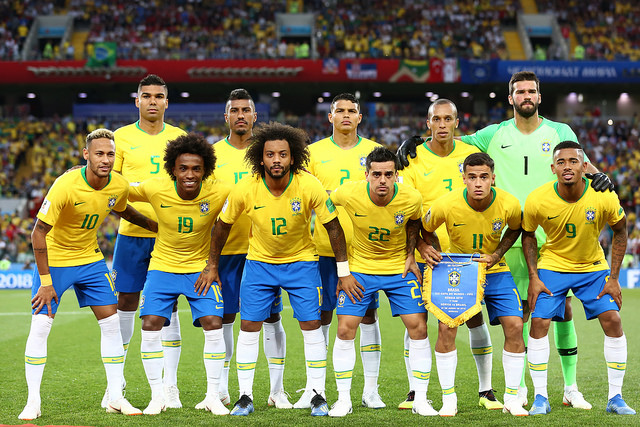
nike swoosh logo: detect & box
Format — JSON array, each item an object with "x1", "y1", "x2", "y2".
[
  {"x1": 160, "y1": 204, "x2": 172, "y2": 208},
  {"x1": 131, "y1": 145, "x2": 143, "y2": 150},
  {"x1": 609, "y1": 298, "x2": 615, "y2": 303},
  {"x1": 217, "y1": 163, "x2": 228, "y2": 168},
  {"x1": 321, "y1": 159, "x2": 332, "y2": 164},
  {"x1": 423, "y1": 172, "x2": 432, "y2": 177},
  {"x1": 355, "y1": 213, "x2": 367, "y2": 217},
  {"x1": 215, "y1": 305, "x2": 224, "y2": 309},
  {"x1": 501, "y1": 144, "x2": 512, "y2": 149},
  {"x1": 547, "y1": 215, "x2": 559, "y2": 220},
  {"x1": 453, "y1": 223, "x2": 465, "y2": 227},
  {"x1": 254, "y1": 205, "x2": 266, "y2": 210},
  {"x1": 74, "y1": 201, "x2": 85, "y2": 206}
]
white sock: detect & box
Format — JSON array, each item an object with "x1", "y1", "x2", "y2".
[
  {"x1": 360, "y1": 321, "x2": 381, "y2": 394},
  {"x1": 435, "y1": 350, "x2": 457, "y2": 398},
  {"x1": 527, "y1": 335, "x2": 550, "y2": 398},
  {"x1": 263, "y1": 319, "x2": 286, "y2": 394},
  {"x1": 236, "y1": 330, "x2": 260, "y2": 399},
  {"x1": 117, "y1": 309, "x2": 136, "y2": 362},
  {"x1": 141, "y1": 330, "x2": 164, "y2": 400},
  {"x1": 161, "y1": 311, "x2": 181, "y2": 387},
  {"x1": 98, "y1": 313, "x2": 125, "y2": 402},
  {"x1": 403, "y1": 329, "x2": 413, "y2": 391},
  {"x1": 321, "y1": 324, "x2": 331, "y2": 349},
  {"x1": 604, "y1": 334, "x2": 627, "y2": 399},
  {"x1": 469, "y1": 323, "x2": 493, "y2": 392},
  {"x1": 24, "y1": 314, "x2": 53, "y2": 407},
  {"x1": 302, "y1": 328, "x2": 327, "y2": 394},
  {"x1": 333, "y1": 337, "x2": 355, "y2": 402},
  {"x1": 409, "y1": 338, "x2": 431, "y2": 402},
  {"x1": 220, "y1": 323, "x2": 234, "y2": 398},
  {"x1": 503, "y1": 350, "x2": 526, "y2": 402},
  {"x1": 203, "y1": 328, "x2": 225, "y2": 398}
]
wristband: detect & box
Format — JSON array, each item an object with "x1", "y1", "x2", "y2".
[
  {"x1": 40, "y1": 274, "x2": 53, "y2": 287},
  {"x1": 336, "y1": 261, "x2": 350, "y2": 278}
]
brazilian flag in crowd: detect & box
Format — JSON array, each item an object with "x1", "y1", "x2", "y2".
[{"x1": 86, "y1": 42, "x2": 117, "y2": 67}]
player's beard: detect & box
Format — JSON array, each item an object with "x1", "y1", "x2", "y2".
[
  {"x1": 233, "y1": 127, "x2": 249, "y2": 136},
  {"x1": 265, "y1": 163, "x2": 290, "y2": 180},
  {"x1": 514, "y1": 101, "x2": 538, "y2": 118}
]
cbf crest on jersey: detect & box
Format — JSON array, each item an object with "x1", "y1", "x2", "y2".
[
  {"x1": 359, "y1": 156, "x2": 367, "y2": 168},
  {"x1": 290, "y1": 197, "x2": 302, "y2": 216},
  {"x1": 491, "y1": 217, "x2": 504, "y2": 235},
  {"x1": 458, "y1": 162, "x2": 464, "y2": 174},
  {"x1": 200, "y1": 199, "x2": 210, "y2": 215},
  {"x1": 394, "y1": 210, "x2": 406, "y2": 227},
  {"x1": 541, "y1": 141, "x2": 551, "y2": 154},
  {"x1": 107, "y1": 195, "x2": 118, "y2": 209},
  {"x1": 585, "y1": 206, "x2": 596, "y2": 224}
]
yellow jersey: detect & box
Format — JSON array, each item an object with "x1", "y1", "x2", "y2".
[
  {"x1": 220, "y1": 171, "x2": 337, "y2": 264},
  {"x1": 128, "y1": 176, "x2": 231, "y2": 273},
  {"x1": 307, "y1": 135, "x2": 380, "y2": 256},
  {"x1": 37, "y1": 167, "x2": 129, "y2": 267},
  {"x1": 522, "y1": 178, "x2": 625, "y2": 273},
  {"x1": 212, "y1": 137, "x2": 252, "y2": 255},
  {"x1": 423, "y1": 187, "x2": 521, "y2": 274},
  {"x1": 113, "y1": 121, "x2": 186, "y2": 238},
  {"x1": 400, "y1": 139, "x2": 480, "y2": 257},
  {"x1": 330, "y1": 181, "x2": 423, "y2": 275}
]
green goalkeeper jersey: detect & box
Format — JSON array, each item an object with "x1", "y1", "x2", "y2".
[{"x1": 460, "y1": 117, "x2": 580, "y2": 246}]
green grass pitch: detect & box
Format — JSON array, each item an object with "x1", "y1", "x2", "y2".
[{"x1": 1, "y1": 289, "x2": 638, "y2": 426}]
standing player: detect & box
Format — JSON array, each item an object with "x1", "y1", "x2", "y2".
[
  {"x1": 523, "y1": 141, "x2": 633, "y2": 415},
  {"x1": 109, "y1": 74, "x2": 187, "y2": 409},
  {"x1": 130, "y1": 134, "x2": 231, "y2": 415},
  {"x1": 307, "y1": 93, "x2": 384, "y2": 408},
  {"x1": 422, "y1": 153, "x2": 528, "y2": 417},
  {"x1": 196, "y1": 122, "x2": 356, "y2": 416},
  {"x1": 399, "y1": 99, "x2": 500, "y2": 410},
  {"x1": 327, "y1": 147, "x2": 437, "y2": 418},
  {"x1": 19, "y1": 129, "x2": 156, "y2": 420},
  {"x1": 398, "y1": 71, "x2": 614, "y2": 407},
  {"x1": 209, "y1": 88, "x2": 290, "y2": 408}
]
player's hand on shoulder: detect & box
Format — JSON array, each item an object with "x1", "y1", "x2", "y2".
[
  {"x1": 194, "y1": 263, "x2": 221, "y2": 296},
  {"x1": 585, "y1": 172, "x2": 615, "y2": 192},
  {"x1": 337, "y1": 274, "x2": 364, "y2": 303},
  {"x1": 31, "y1": 285, "x2": 58, "y2": 318},
  {"x1": 396, "y1": 136, "x2": 422, "y2": 169},
  {"x1": 597, "y1": 277, "x2": 622, "y2": 309},
  {"x1": 527, "y1": 275, "x2": 552, "y2": 313}
]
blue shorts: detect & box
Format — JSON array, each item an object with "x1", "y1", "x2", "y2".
[
  {"x1": 140, "y1": 270, "x2": 224, "y2": 327},
  {"x1": 337, "y1": 272, "x2": 426, "y2": 317},
  {"x1": 240, "y1": 260, "x2": 317, "y2": 322},
  {"x1": 532, "y1": 269, "x2": 618, "y2": 320},
  {"x1": 112, "y1": 235, "x2": 155, "y2": 293},
  {"x1": 319, "y1": 256, "x2": 378, "y2": 312},
  {"x1": 484, "y1": 272, "x2": 524, "y2": 325},
  {"x1": 31, "y1": 260, "x2": 116, "y2": 315}
]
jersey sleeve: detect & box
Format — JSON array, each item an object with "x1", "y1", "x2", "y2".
[
  {"x1": 329, "y1": 183, "x2": 346, "y2": 207},
  {"x1": 460, "y1": 123, "x2": 499, "y2": 153},
  {"x1": 521, "y1": 193, "x2": 539, "y2": 233},
  {"x1": 311, "y1": 178, "x2": 338, "y2": 225},
  {"x1": 409, "y1": 191, "x2": 423, "y2": 220},
  {"x1": 557, "y1": 123, "x2": 578, "y2": 142},
  {"x1": 506, "y1": 195, "x2": 523, "y2": 230},
  {"x1": 422, "y1": 199, "x2": 446, "y2": 232},
  {"x1": 113, "y1": 143, "x2": 124, "y2": 173},
  {"x1": 605, "y1": 192, "x2": 625, "y2": 226},
  {"x1": 219, "y1": 186, "x2": 245, "y2": 225},
  {"x1": 127, "y1": 181, "x2": 148, "y2": 203},
  {"x1": 112, "y1": 185, "x2": 129, "y2": 212},
  {"x1": 36, "y1": 179, "x2": 67, "y2": 226}
]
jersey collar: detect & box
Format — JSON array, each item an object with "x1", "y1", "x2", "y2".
[
  {"x1": 135, "y1": 120, "x2": 166, "y2": 135},
  {"x1": 81, "y1": 166, "x2": 111, "y2": 189},
  {"x1": 262, "y1": 172, "x2": 294, "y2": 196},
  {"x1": 463, "y1": 187, "x2": 496, "y2": 211},
  {"x1": 330, "y1": 135, "x2": 363, "y2": 149},
  {"x1": 553, "y1": 177, "x2": 589, "y2": 202},
  {"x1": 367, "y1": 182, "x2": 398, "y2": 206}
]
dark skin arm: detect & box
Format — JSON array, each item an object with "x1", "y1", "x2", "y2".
[
  {"x1": 194, "y1": 219, "x2": 232, "y2": 296},
  {"x1": 30, "y1": 219, "x2": 57, "y2": 317},
  {"x1": 403, "y1": 219, "x2": 423, "y2": 282},
  {"x1": 597, "y1": 216, "x2": 627, "y2": 308},
  {"x1": 522, "y1": 230, "x2": 552, "y2": 312},
  {"x1": 324, "y1": 217, "x2": 364, "y2": 303},
  {"x1": 418, "y1": 227, "x2": 443, "y2": 269},
  {"x1": 113, "y1": 204, "x2": 158, "y2": 233},
  {"x1": 475, "y1": 227, "x2": 522, "y2": 269}
]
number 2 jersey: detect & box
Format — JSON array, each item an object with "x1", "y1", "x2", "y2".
[
  {"x1": 37, "y1": 167, "x2": 129, "y2": 267},
  {"x1": 128, "y1": 176, "x2": 231, "y2": 273},
  {"x1": 113, "y1": 121, "x2": 186, "y2": 238},
  {"x1": 330, "y1": 180, "x2": 423, "y2": 275},
  {"x1": 522, "y1": 178, "x2": 625, "y2": 273}
]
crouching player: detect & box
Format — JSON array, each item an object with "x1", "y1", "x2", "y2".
[
  {"x1": 129, "y1": 134, "x2": 231, "y2": 415},
  {"x1": 328, "y1": 147, "x2": 439, "y2": 417},
  {"x1": 523, "y1": 141, "x2": 634, "y2": 415},
  {"x1": 422, "y1": 152, "x2": 527, "y2": 416}
]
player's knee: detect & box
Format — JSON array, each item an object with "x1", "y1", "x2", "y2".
[
  {"x1": 599, "y1": 310, "x2": 623, "y2": 337},
  {"x1": 465, "y1": 312, "x2": 484, "y2": 328},
  {"x1": 529, "y1": 318, "x2": 551, "y2": 338},
  {"x1": 141, "y1": 315, "x2": 164, "y2": 331},
  {"x1": 320, "y1": 310, "x2": 333, "y2": 325},
  {"x1": 336, "y1": 323, "x2": 357, "y2": 340},
  {"x1": 199, "y1": 315, "x2": 222, "y2": 331},
  {"x1": 264, "y1": 312, "x2": 281, "y2": 323},
  {"x1": 361, "y1": 308, "x2": 377, "y2": 324},
  {"x1": 117, "y1": 292, "x2": 140, "y2": 311},
  {"x1": 222, "y1": 312, "x2": 237, "y2": 324}
]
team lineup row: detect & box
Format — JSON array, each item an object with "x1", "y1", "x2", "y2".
[{"x1": 18, "y1": 71, "x2": 634, "y2": 420}]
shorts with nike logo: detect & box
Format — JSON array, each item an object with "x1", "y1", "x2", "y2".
[
  {"x1": 140, "y1": 270, "x2": 223, "y2": 327},
  {"x1": 532, "y1": 269, "x2": 617, "y2": 320}
]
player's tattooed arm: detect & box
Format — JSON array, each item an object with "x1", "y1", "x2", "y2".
[
  {"x1": 30, "y1": 219, "x2": 58, "y2": 316},
  {"x1": 325, "y1": 217, "x2": 364, "y2": 303},
  {"x1": 114, "y1": 204, "x2": 158, "y2": 233},
  {"x1": 403, "y1": 219, "x2": 423, "y2": 282},
  {"x1": 418, "y1": 227, "x2": 442, "y2": 269},
  {"x1": 195, "y1": 219, "x2": 232, "y2": 296},
  {"x1": 597, "y1": 216, "x2": 627, "y2": 308},
  {"x1": 522, "y1": 230, "x2": 551, "y2": 312},
  {"x1": 476, "y1": 227, "x2": 522, "y2": 269}
]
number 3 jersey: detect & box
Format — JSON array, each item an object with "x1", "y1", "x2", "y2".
[
  {"x1": 523, "y1": 178, "x2": 625, "y2": 273},
  {"x1": 220, "y1": 172, "x2": 337, "y2": 264},
  {"x1": 128, "y1": 176, "x2": 231, "y2": 273},
  {"x1": 37, "y1": 167, "x2": 129, "y2": 267},
  {"x1": 423, "y1": 187, "x2": 521, "y2": 274},
  {"x1": 330, "y1": 180, "x2": 423, "y2": 275},
  {"x1": 113, "y1": 122, "x2": 186, "y2": 238}
]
